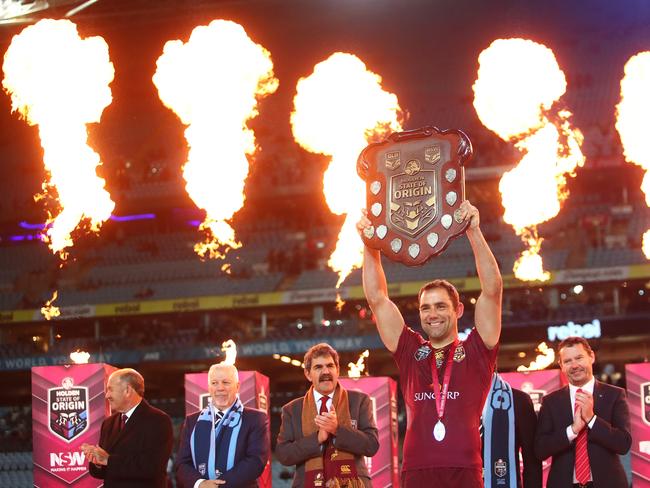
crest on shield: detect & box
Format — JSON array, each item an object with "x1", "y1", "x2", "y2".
[
  {"x1": 389, "y1": 160, "x2": 438, "y2": 237},
  {"x1": 47, "y1": 377, "x2": 89, "y2": 443},
  {"x1": 358, "y1": 126, "x2": 472, "y2": 266}
]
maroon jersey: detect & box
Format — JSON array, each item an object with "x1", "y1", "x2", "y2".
[{"x1": 394, "y1": 326, "x2": 497, "y2": 471}]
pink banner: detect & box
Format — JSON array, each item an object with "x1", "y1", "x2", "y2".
[
  {"x1": 501, "y1": 369, "x2": 564, "y2": 486},
  {"x1": 626, "y1": 362, "x2": 650, "y2": 487},
  {"x1": 184, "y1": 370, "x2": 271, "y2": 488},
  {"x1": 32, "y1": 363, "x2": 116, "y2": 487},
  {"x1": 339, "y1": 376, "x2": 399, "y2": 488}
]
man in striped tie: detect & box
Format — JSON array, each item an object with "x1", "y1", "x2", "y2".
[
  {"x1": 535, "y1": 337, "x2": 631, "y2": 488},
  {"x1": 175, "y1": 363, "x2": 270, "y2": 488}
]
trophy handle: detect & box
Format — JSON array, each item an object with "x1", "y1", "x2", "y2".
[
  {"x1": 390, "y1": 126, "x2": 473, "y2": 163},
  {"x1": 358, "y1": 126, "x2": 472, "y2": 180},
  {"x1": 388, "y1": 126, "x2": 439, "y2": 142}
]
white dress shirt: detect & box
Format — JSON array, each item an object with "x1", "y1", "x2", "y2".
[
  {"x1": 565, "y1": 377, "x2": 596, "y2": 483},
  {"x1": 313, "y1": 390, "x2": 333, "y2": 412},
  {"x1": 121, "y1": 401, "x2": 140, "y2": 423}
]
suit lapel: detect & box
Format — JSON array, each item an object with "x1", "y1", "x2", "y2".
[
  {"x1": 560, "y1": 386, "x2": 573, "y2": 426},
  {"x1": 107, "y1": 401, "x2": 145, "y2": 450},
  {"x1": 593, "y1": 380, "x2": 605, "y2": 415},
  {"x1": 105, "y1": 413, "x2": 123, "y2": 451}
]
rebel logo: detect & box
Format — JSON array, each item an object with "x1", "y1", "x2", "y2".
[{"x1": 48, "y1": 377, "x2": 89, "y2": 443}]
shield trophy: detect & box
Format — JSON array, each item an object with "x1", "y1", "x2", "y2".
[{"x1": 357, "y1": 126, "x2": 472, "y2": 266}]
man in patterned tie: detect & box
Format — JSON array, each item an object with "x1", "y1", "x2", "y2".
[
  {"x1": 276, "y1": 343, "x2": 379, "y2": 487},
  {"x1": 535, "y1": 337, "x2": 631, "y2": 488}
]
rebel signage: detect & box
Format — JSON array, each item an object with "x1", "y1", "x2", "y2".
[{"x1": 547, "y1": 319, "x2": 601, "y2": 342}]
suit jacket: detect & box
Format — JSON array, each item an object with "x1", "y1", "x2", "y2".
[
  {"x1": 534, "y1": 381, "x2": 631, "y2": 488},
  {"x1": 175, "y1": 407, "x2": 270, "y2": 488},
  {"x1": 89, "y1": 400, "x2": 173, "y2": 488},
  {"x1": 512, "y1": 388, "x2": 542, "y2": 488},
  {"x1": 276, "y1": 388, "x2": 379, "y2": 488}
]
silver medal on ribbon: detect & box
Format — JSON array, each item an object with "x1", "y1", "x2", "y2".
[{"x1": 433, "y1": 420, "x2": 446, "y2": 442}]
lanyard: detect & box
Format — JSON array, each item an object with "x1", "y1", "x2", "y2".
[{"x1": 430, "y1": 338, "x2": 458, "y2": 422}]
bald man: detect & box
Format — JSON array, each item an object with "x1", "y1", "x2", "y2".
[
  {"x1": 175, "y1": 364, "x2": 270, "y2": 488},
  {"x1": 81, "y1": 368, "x2": 173, "y2": 488}
]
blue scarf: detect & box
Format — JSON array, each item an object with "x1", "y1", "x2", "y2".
[
  {"x1": 482, "y1": 373, "x2": 517, "y2": 488},
  {"x1": 190, "y1": 396, "x2": 244, "y2": 480}
]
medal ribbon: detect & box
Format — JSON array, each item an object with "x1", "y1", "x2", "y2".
[{"x1": 430, "y1": 339, "x2": 458, "y2": 423}]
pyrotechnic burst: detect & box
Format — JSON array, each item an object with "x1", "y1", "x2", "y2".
[
  {"x1": 347, "y1": 349, "x2": 370, "y2": 378},
  {"x1": 2, "y1": 19, "x2": 115, "y2": 318},
  {"x1": 153, "y1": 20, "x2": 278, "y2": 260},
  {"x1": 615, "y1": 52, "x2": 650, "y2": 259},
  {"x1": 220, "y1": 339, "x2": 237, "y2": 365},
  {"x1": 2, "y1": 19, "x2": 115, "y2": 255},
  {"x1": 517, "y1": 342, "x2": 555, "y2": 372},
  {"x1": 291, "y1": 52, "x2": 402, "y2": 288},
  {"x1": 69, "y1": 350, "x2": 90, "y2": 364},
  {"x1": 473, "y1": 38, "x2": 584, "y2": 281}
]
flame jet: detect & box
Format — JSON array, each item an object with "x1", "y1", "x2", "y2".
[
  {"x1": 153, "y1": 20, "x2": 278, "y2": 260},
  {"x1": 2, "y1": 19, "x2": 115, "y2": 257},
  {"x1": 291, "y1": 53, "x2": 402, "y2": 288},
  {"x1": 473, "y1": 38, "x2": 584, "y2": 281},
  {"x1": 615, "y1": 52, "x2": 650, "y2": 259}
]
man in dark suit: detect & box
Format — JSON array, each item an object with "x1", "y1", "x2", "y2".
[
  {"x1": 535, "y1": 336, "x2": 631, "y2": 488},
  {"x1": 482, "y1": 373, "x2": 542, "y2": 488},
  {"x1": 81, "y1": 368, "x2": 173, "y2": 488},
  {"x1": 175, "y1": 363, "x2": 269, "y2": 488},
  {"x1": 276, "y1": 343, "x2": 379, "y2": 487}
]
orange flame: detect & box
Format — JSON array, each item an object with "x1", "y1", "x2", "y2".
[
  {"x1": 153, "y1": 20, "x2": 278, "y2": 259},
  {"x1": 291, "y1": 53, "x2": 402, "y2": 287},
  {"x1": 69, "y1": 350, "x2": 90, "y2": 364},
  {"x1": 473, "y1": 39, "x2": 584, "y2": 280},
  {"x1": 347, "y1": 349, "x2": 369, "y2": 378},
  {"x1": 41, "y1": 290, "x2": 60, "y2": 321},
  {"x1": 517, "y1": 342, "x2": 555, "y2": 372},
  {"x1": 2, "y1": 19, "x2": 115, "y2": 257},
  {"x1": 220, "y1": 339, "x2": 237, "y2": 365},
  {"x1": 615, "y1": 52, "x2": 650, "y2": 259}
]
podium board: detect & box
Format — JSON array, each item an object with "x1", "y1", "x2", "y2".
[
  {"x1": 626, "y1": 363, "x2": 650, "y2": 488},
  {"x1": 339, "y1": 376, "x2": 399, "y2": 487},
  {"x1": 32, "y1": 363, "x2": 116, "y2": 487}
]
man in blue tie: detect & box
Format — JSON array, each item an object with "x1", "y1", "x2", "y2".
[{"x1": 175, "y1": 363, "x2": 270, "y2": 488}]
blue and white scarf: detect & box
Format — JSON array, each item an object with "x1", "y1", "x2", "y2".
[
  {"x1": 190, "y1": 396, "x2": 244, "y2": 480},
  {"x1": 482, "y1": 373, "x2": 517, "y2": 488}
]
